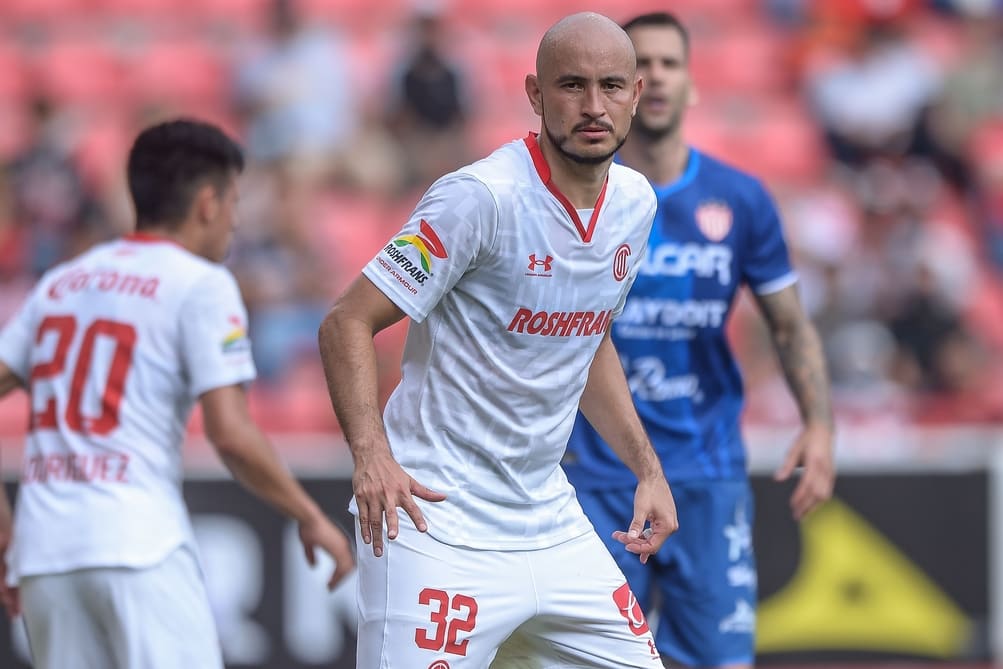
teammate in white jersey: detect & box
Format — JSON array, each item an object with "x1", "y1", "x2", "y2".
[
  {"x1": 0, "y1": 119, "x2": 354, "y2": 669},
  {"x1": 318, "y1": 12, "x2": 678, "y2": 668}
]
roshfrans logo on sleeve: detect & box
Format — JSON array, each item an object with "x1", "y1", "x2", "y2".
[
  {"x1": 222, "y1": 315, "x2": 250, "y2": 352},
  {"x1": 383, "y1": 219, "x2": 448, "y2": 285}
]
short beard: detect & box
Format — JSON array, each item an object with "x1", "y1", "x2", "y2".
[{"x1": 544, "y1": 124, "x2": 628, "y2": 165}]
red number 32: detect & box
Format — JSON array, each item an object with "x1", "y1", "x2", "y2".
[
  {"x1": 414, "y1": 588, "x2": 478, "y2": 657},
  {"x1": 30, "y1": 315, "x2": 136, "y2": 435}
]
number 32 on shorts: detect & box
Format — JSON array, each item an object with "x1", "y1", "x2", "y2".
[{"x1": 414, "y1": 588, "x2": 478, "y2": 657}]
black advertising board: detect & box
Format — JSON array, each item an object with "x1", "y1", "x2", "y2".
[{"x1": 0, "y1": 471, "x2": 992, "y2": 667}]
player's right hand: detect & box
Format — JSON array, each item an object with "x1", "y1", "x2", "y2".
[
  {"x1": 352, "y1": 450, "x2": 446, "y2": 557},
  {"x1": 614, "y1": 476, "x2": 679, "y2": 564}
]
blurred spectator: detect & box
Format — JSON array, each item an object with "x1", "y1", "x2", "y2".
[
  {"x1": 826, "y1": 319, "x2": 912, "y2": 422},
  {"x1": 970, "y1": 122, "x2": 1003, "y2": 270},
  {"x1": 228, "y1": 166, "x2": 336, "y2": 383},
  {"x1": 386, "y1": 7, "x2": 471, "y2": 190},
  {"x1": 7, "y1": 96, "x2": 108, "y2": 277},
  {"x1": 232, "y1": 0, "x2": 358, "y2": 183},
  {"x1": 910, "y1": 325, "x2": 1003, "y2": 422},
  {"x1": 888, "y1": 262, "x2": 969, "y2": 392},
  {"x1": 0, "y1": 168, "x2": 26, "y2": 283},
  {"x1": 805, "y1": 20, "x2": 942, "y2": 165},
  {"x1": 915, "y1": 15, "x2": 1002, "y2": 190}
]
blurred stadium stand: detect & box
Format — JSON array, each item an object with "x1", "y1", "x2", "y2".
[{"x1": 0, "y1": 0, "x2": 1001, "y2": 439}]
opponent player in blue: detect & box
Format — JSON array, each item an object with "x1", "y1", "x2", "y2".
[{"x1": 564, "y1": 12, "x2": 836, "y2": 669}]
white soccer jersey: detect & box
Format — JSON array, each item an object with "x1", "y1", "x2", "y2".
[
  {"x1": 361, "y1": 133, "x2": 657, "y2": 550},
  {"x1": 0, "y1": 234, "x2": 256, "y2": 581}
]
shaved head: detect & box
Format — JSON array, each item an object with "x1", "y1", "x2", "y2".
[
  {"x1": 536, "y1": 12, "x2": 636, "y2": 79},
  {"x1": 526, "y1": 11, "x2": 642, "y2": 169}
]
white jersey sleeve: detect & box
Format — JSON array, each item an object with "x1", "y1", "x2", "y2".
[
  {"x1": 362, "y1": 173, "x2": 497, "y2": 323},
  {"x1": 179, "y1": 266, "x2": 256, "y2": 397}
]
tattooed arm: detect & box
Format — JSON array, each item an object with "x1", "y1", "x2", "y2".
[{"x1": 754, "y1": 284, "x2": 835, "y2": 520}]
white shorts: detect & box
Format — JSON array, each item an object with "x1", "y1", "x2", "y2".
[
  {"x1": 356, "y1": 522, "x2": 661, "y2": 668},
  {"x1": 20, "y1": 545, "x2": 223, "y2": 669}
]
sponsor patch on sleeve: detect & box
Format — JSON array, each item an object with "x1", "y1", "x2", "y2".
[{"x1": 221, "y1": 315, "x2": 250, "y2": 353}]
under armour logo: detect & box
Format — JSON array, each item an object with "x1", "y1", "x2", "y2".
[{"x1": 528, "y1": 254, "x2": 553, "y2": 272}]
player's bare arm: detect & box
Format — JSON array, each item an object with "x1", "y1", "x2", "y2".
[
  {"x1": 201, "y1": 383, "x2": 355, "y2": 588},
  {"x1": 0, "y1": 492, "x2": 15, "y2": 619},
  {"x1": 0, "y1": 361, "x2": 24, "y2": 399},
  {"x1": 0, "y1": 362, "x2": 21, "y2": 617},
  {"x1": 755, "y1": 284, "x2": 835, "y2": 520},
  {"x1": 578, "y1": 331, "x2": 678, "y2": 562},
  {"x1": 318, "y1": 275, "x2": 446, "y2": 558},
  {"x1": 0, "y1": 456, "x2": 15, "y2": 619}
]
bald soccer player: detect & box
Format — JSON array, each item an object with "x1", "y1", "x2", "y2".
[{"x1": 318, "y1": 11, "x2": 677, "y2": 668}]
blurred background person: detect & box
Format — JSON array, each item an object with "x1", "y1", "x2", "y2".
[
  {"x1": 384, "y1": 5, "x2": 472, "y2": 191},
  {"x1": 232, "y1": 0, "x2": 358, "y2": 186}
]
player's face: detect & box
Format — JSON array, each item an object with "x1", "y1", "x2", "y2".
[
  {"x1": 528, "y1": 40, "x2": 641, "y2": 165},
  {"x1": 628, "y1": 25, "x2": 694, "y2": 140},
  {"x1": 205, "y1": 174, "x2": 239, "y2": 262}
]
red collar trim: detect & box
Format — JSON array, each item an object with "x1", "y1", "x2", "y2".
[
  {"x1": 123, "y1": 232, "x2": 183, "y2": 248},
  {"x1": 523, "y1": 132, "x2": 607, "y2": 243}
]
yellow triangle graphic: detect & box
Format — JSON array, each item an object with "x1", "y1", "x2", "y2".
[{"x1": 756, "y1": 498, "x2": 971, "y2": 657}]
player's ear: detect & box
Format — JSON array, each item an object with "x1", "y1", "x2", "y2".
[
  {"x1": 687, "y1": 80, "x2": 699, "y2": 108},
  {"x1": 525, "y1": 74, "x2": 543, "y2": 117},
  {"x1": 192, "y1": 182, "x2": 220, "y2": 226},
  {"x1": 631, "y1": 75, "x2": 643, "y2": 117}
]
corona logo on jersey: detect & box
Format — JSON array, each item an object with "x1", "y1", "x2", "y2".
[
  {"x1": 507, "y1": 308, "x2": 612, "y2": 337},
  {"x1": 612, "y1": 583, "x2": 650, "y2": 636},
  {"x1": 221, "y1": 315, "x2": 250, "y2": 353},
  {"x1": 390, "y1": 218, "x2": 449, "y2": 273},
  {"x1": 47, "y1": 268, "x2": 160, "y2": 301}
]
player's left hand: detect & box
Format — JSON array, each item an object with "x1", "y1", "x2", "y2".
[
  {"x1": 298, "y1": 515, "x2": 356, "y2": 591},
  {"x1": 0, "y1": 526, "x2": 19, "y2": 618},
  {"x1": 775, "y1": 422, "x2": 835, "y2": 521},
  {"x1": 614, "y1": 476, "x2": 678, "y2": 564}
]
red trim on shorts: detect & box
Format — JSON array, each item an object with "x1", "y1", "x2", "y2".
[{"x1": 523, "y1": 132, "x2": 607, "y2": 244}]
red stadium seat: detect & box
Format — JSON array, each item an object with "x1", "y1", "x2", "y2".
[
  {"x1": 125, "y1": 40, "x2": 229, "y2": 109},
  {"x1": 297, "y1": 0, "x2": 411, "y2": 31},
  {"x1": 691, "y1": 25, "x2": 792, "y2": 95},
  {"x1": 0, "y1": 103, "x2": 32, "y2": 162},
  {"x1": 315, "y1": 190, "x2": 396, "y2": 293},
  {"x1": 175, "y1": 0, "x2": 271, "y2": 32},
  {"x1": 692, "y1": 97, "x2": 826, "y2": 183},
  {"x1": 0, "y1": 0, "x2": 91, "y2": 25},
  {"x1": 0, "y1": 44, "x2": 30, "y2": 104},
  {"x1": 743, "y1": 102, "x2": 827, "y2": 182},
  {"x1": 90, "y1": 0, "x2": 177, "y2": 22},
  {"x1": 32, "y1": 40, "x2": 126, "y2": 107},
  {"x1": 73, "y1": 112, "x2": 133, "y2": 192}
]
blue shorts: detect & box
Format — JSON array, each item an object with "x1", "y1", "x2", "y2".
[{"x1": 576, "y1": 480, "x2": 757, "y2": 667}]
